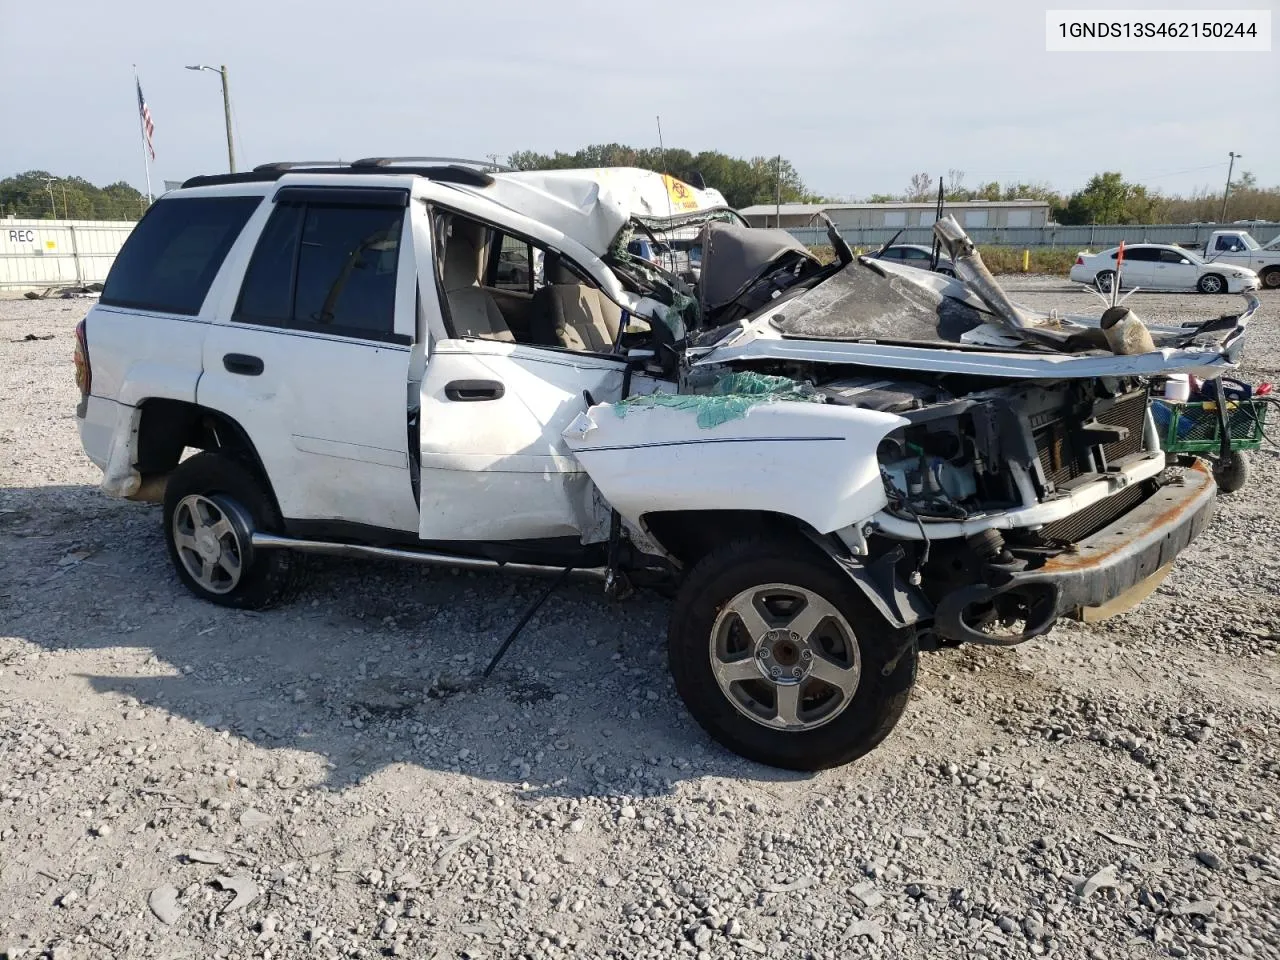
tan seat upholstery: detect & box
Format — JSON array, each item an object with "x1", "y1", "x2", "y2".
[
  {"x1": 542, "y1": 258, "x2": 622, "y2": 353},
  {"x1": 442, "y1": 220, "x2": 513, "y2": 342}
]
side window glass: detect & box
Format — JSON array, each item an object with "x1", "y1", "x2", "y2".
[
  {"x1": 493, "y1": 234, "x2": 533, "y2": 293},
  {"x1": 102, "y1": 196, "x2": 260, "y2": 315},
  {"x1": 234, "y1": 203, "x2": 304, "y2": 326},
  {"x1": 293, "y1": 205, "x2": 403, "y2": 338}
]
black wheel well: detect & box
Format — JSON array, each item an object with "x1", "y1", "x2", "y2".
[
  {"x1": 136, "y1": 399, "x2": 274, "y2": 494},
  {"x1": 642, "y1": 510, "x2": 819, "y2": 568}
]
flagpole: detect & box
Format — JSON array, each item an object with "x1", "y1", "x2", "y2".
[{"x1": 133, "y1": 65, "x2": 152, "y2": 207}]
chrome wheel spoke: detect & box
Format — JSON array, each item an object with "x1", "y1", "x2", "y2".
[
  {"x1": 784, "y1": 597, "x2": 832, "y2": 644},
  {"x1": 173, "y1": 531, "x2": 200, "y2": 554},
  {"x1": 713, "y1": 656, "x2": 762, "y2": 685},
  {"x1": 209, "y1": 516, "x2": 234, "y2": 541},
  {"x1": 216, "y1": 548, "x2": 241, "y2": 578},
  {"x1": 726, "y1": 595, "x2": 770, "y2": 643},
  {"x1": 809, "y1": 654, "x2": 859, "y2": 695},
  {"x1": 773, "y1": 683, "x2": 801, "y2": 727}
]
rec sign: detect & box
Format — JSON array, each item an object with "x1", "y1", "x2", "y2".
[{"x1": 8, "y1": 229, "x2": 36, "y2": 242}]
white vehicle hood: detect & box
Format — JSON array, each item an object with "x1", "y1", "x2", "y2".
[{"x1": 479, "y1": 167, "x2": 732, "y2": 258}]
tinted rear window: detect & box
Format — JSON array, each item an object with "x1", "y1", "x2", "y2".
[{"x1": 102, "y1": 196, "x2": 261, "y2": 315}]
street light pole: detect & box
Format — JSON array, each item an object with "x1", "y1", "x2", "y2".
[
  {"x1": 1220, "y1": 151, "x2": 1240, "y2": 222},
  {"x1": 186, "y1": 64, "x2": 237, "y2": 172},
  {"x1": 41, "y1": 177, "x2": 58, "y2": 218}
]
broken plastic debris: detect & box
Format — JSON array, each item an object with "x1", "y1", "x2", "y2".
[
  {"x1": 239, "y1": 808, "x2": 272, "y2": 829},
  {"x1": 148, "y1": 885, "x2": 183, "y2": 925},
  {"x1": 185, "y1": 849, "x2": 226, "y2": 865},
  {"x1": 214, "y1": 874, "x2": 259, "y2": 913},
  {"x1": 614, "y1": 372, "x2": 822, "y2": 429},
  {"x1": 1077, "y1": 864, "x2": 1119, "y2": 899}
]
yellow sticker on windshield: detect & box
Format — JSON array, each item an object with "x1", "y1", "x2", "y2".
[{"x1": 662, "y1": 174, "x2": 701, "y2": 212}]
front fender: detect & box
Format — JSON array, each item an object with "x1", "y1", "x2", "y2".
[{"x1": 563, "y1": 399, "x2": 907, "y2": 534}]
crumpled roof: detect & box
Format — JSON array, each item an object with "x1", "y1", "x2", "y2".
[{"x1": 478, "y1": 168, "x2": 731, "y2": 258}]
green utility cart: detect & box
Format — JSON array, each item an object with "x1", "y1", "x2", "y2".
[{"x1": 1151, "y1": 391, "x2": 1270, "y2": 493}]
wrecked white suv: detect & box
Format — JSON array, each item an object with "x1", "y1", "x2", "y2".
[{"x1": 75, "y1": 161, "x2": 1258, "y2": 771}]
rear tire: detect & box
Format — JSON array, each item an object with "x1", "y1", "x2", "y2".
[
  {"x1": 1095, "y1": 270, "x2": 1116, "y2": 293},
  {"x1": 667, "y1": 536, "x2": 916, "y2": 771},
  {"x1": 1260, "y1": 267, "x2": 1280, "y2": 290},
  {"x1": 1198, "y1": 273, "x2": 1226, "y2": 294},
  {"x1": 162, "y1": 452, "x2": 305, "y2": 609}
]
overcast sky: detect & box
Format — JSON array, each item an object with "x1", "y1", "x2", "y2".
[{"x1": 1, "y1": 0, "x2": 1274, "y2": 200}]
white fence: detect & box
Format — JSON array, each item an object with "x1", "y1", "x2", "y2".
[
  {"x1": 786, "y1": 221, "x2": 1280, "y2": 250},
  {"x1": 0, "y1": 218, "x2": 136, "y2": 290}
]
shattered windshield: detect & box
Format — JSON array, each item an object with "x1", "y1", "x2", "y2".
[{"x1": 766, "y1": 260, "x2": 992, "y2": 346}]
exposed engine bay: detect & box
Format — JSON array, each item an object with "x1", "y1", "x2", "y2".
[{"x1": 568, "y1": 216, "x2": 1242, "y2": 651}]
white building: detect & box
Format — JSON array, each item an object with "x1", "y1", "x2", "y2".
[{"x1": 739, "y1": 200, "x2": 1051, "y2": 231}]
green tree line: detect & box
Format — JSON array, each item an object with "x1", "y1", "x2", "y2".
[
  {"x1": 6, "y1": 159, "x2": 1278, "y2": 226},
  {"x1": 886, "y1": 168, "x2": 1280, "y2": 225},
  {"x1": 1, "y1": 171, "x2": 149, "y2": 221}
]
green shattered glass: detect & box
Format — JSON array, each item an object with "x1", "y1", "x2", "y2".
[{"x1": 614, "y1": 372, "x2": 821, "y2": 429}]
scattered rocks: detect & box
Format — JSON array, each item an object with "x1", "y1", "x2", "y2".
[{"x1": 2, "y1": 285, "x2": 1279, "y2": 960}]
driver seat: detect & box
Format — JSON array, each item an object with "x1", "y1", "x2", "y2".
[{"x1": 442, "y1": 219, "x2": 512, "y2": 342}]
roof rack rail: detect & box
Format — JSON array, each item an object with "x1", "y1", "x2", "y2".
[
  {"x1": 252, "y1": 161, "x2": 346, "y2": 173},
  {"x1": 351, "y1": 156, "x2": 512, "y2": 172},
  {"x1": 181, "y1": 162, "x2": 497, "y2": 191}
]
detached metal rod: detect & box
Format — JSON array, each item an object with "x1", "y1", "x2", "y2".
[{"x1": 482, "y1": 566, "x2": 574, "y2": 679}]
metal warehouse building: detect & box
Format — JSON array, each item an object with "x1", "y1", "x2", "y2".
[{"x1": 739, "y1": 200, "x2": 1052, "y2": 231}]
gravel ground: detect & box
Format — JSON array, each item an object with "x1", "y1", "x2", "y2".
[{"x1": 1, "y1": 278, "x2": 1278, "y2": 960}]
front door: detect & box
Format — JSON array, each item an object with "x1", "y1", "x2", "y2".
[
  {"x1": 1152, "y1": 248, "x2": 1199, "y2": 290},
  {"x1": 199, "y1": 187, "x2": 420, "y2": 533},
  {"x1": 417, "y1": 340, "x2": 624, "y2": 542}
]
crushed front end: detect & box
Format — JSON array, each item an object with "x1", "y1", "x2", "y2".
[{"x1": 840, "y1": 374, "x2": 1215, "y2": 644}]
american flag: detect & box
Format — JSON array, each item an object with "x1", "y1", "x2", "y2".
[{"x1": 136, "y1": 79, "x2": 155, "y2": 159}]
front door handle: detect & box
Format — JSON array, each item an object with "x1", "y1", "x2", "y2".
[
  {"x1": 444, "y1": 379, "x2": 504, "y2": 402},
  {"x1": 223, "y1": 353, "x2": 264, "y2": 376}
]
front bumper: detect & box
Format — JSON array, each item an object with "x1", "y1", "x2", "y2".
[{"x1": 934, "y1": 460, "x2": 1216, "y2": 644}]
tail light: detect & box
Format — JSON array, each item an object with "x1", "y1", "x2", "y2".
[
  {"x1": 73, "y1": 319, "x2": 91, "y2": 400},
  {"x1": 1075, "y1": 256, "x2": 1084, "y2": 265}
]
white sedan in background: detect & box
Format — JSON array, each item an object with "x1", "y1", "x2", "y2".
[{"x1": 1070, "y1": 243, "x2": 1260, "y2": 294}]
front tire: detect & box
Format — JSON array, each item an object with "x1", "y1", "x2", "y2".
[
  {"x1": 1259, "y1": 267, "x2": 1280, "y2": 290},
  {"x1": 162, "y1": 452, "x2": 305, "y2": 609},
  {"x1": 667, "y1": 536, "x2": 917, "y2": 771},
  {"x1": 1198, "y1": 273, "x2": 1226, "y2": 294}
]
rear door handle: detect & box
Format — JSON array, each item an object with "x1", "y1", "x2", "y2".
[
  {"x1": 444, "y1": 379, "x2": 504, "y2": 402},
  {"x1": 223, "y1": 353, "x2": 264, "y2": 376}
]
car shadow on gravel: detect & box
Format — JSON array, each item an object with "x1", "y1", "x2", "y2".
[{"x1": 1, "y1": 484, "x2": 806, "y2": 797}]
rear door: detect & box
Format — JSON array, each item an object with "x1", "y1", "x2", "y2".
[
  {"x1": 1117, "y1": 247, "x2": 1157, "y2": 287},
  {"x1": 199, "y1": 186, "x2": 420, "y2": 533}
]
